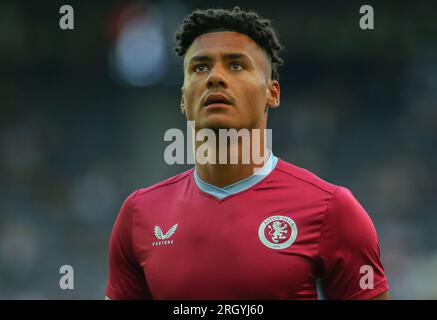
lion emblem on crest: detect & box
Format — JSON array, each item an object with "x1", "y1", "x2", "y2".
[{"x1": 268, "y1": 221, "x2": 289, "y2": 243}]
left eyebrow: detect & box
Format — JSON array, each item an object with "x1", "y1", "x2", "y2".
[{"x1": 188, "y1": 52, "x2": 253, "y2": 65}]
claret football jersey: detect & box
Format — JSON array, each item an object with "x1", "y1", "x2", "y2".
[{"x1": 106, "y1": 152, "x2": 389, "y2": 299}]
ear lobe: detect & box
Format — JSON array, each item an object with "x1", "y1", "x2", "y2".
[
  {"x1": 267, "y1": 97, "x2": 280, "y2": 108},
  {"x1": 180, "y1": 97, "x2": 185, "y2": 114},
  {"x1": 266, "y1": 80, "x2": 280, "y2": 108},
  {"x1": 180, "y1": 88, "x2": 186, "y2": 114},
  {"x1": 273, "y1": 97, "x2": 280, "y2": 107}
]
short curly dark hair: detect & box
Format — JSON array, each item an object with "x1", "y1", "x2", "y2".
[{"x1": 174, "y1": 7, "x2": 283, "y2": 80}]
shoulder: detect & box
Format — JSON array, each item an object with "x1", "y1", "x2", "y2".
[
  {"x1": 114, "y1": 168, "x2": 194, "y2": 225},
  {"x1": 323, "y1": 186, "x2": 377, "y2": 245},
  {"x1": 274, "y1": 158, "x2": 370, "y2": 225},
  {"x1": 128, "y1": 168, "x2": 194, "y2": 204},
  {"x1": 274, "y1": 158, "x2": 340, "y2": 196}
]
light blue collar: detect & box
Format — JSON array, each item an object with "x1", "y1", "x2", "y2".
[{"x1": 194, "y1": 151, "x2": 278, "y2": 199}]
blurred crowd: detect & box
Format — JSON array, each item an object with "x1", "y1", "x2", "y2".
[{"x1": 0, "y1": 0, "x2": 436, "y2": 299}]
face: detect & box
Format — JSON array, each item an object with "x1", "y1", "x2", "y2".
[{"x1": 181, "y1": 31, "x2": 280, "y2": 131}]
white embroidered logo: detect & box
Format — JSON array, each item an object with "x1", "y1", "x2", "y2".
[{"x1": 152, "y1": 224, "x2": 178, "y2": 246}]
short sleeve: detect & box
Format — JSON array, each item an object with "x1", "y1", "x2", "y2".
[
  {"x1": 105, "y1": 190, "x2": 152, "y2": 299},
  {"x1": 318, "y1": 187, "x2": 389, "y2": 299}
]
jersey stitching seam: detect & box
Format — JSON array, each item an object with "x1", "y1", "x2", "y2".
[
  {"x1": 135, "y1": 169, "x2": 194, "y2": 197},
  {"x1": 316, "y1": 185, "x2": 342, "y2": 283},
  {"x1": 275, "y1": 165, "x2": 336, "y2": 195},
  {"x1": 130, "y1": 189, "x2": 142, "y2": 266},
  {"x1": 129, "y1": 190, "x2": 154, "y2": 298}
]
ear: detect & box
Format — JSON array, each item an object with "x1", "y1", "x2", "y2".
[
  {"x1": 266, "y1": 80, "x2": 280, "y2": 109},
  {"x1": 180, "y1": 87, "x2": 185, "y2": 114}
]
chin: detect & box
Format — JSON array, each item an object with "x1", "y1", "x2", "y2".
[{"x1": 196, "y1": 116, "x2": 240, "y2": 131}]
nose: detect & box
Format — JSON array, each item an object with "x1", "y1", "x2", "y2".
[{"x1": 206, "y1": 66, "x2": 228, "y2": 89}]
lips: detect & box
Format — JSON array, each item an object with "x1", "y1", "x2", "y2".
[{"x1": 203, "y1": 93, "x2": 232, "y2": 106}]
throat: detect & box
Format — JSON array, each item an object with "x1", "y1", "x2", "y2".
[
  {"x1": 196, "y1": 163, "x2": 262, "y2": 188},
  {"x1": 195, "y1": 148, "x2": 273, "y2": 188},
  {"x1": 193, "y1": 150, "x2": 278, "y2": 200}
]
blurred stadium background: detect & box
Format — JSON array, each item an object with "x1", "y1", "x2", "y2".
[{"x1": 0, "y1": 0, "x2": 436, "y2": 299}]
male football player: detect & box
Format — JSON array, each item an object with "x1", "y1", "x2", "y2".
[{"x1": 106, "y1": 7, "x2": 389, "y2": 300}]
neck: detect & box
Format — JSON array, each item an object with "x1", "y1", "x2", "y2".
[{"x1": 194, "y1": 127, "x2": 269, "y2": 188}]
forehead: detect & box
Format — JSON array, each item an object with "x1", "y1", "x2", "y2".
[{"x1": 184, "y1": 31, "x2": 269, "y2": 66}]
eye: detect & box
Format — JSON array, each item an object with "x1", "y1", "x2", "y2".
[
  {"x1": 229, "y1": 63, "x2": 243, "y2": 71},
  {"x1": 193, "y1": 64, "x2": 208, "y2": 73}
]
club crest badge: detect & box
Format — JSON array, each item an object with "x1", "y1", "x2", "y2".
[{"x1": 258, "y1": 215, "x2": 297, "y2": 250}]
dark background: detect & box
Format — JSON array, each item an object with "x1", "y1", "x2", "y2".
[{"x1": 0, "y1": 0, "x2": 436, "y2": 299}]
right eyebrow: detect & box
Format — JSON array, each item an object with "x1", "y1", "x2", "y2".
[{"x1": 188, "y1": 55, "x2": 213, "y2": 64}]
